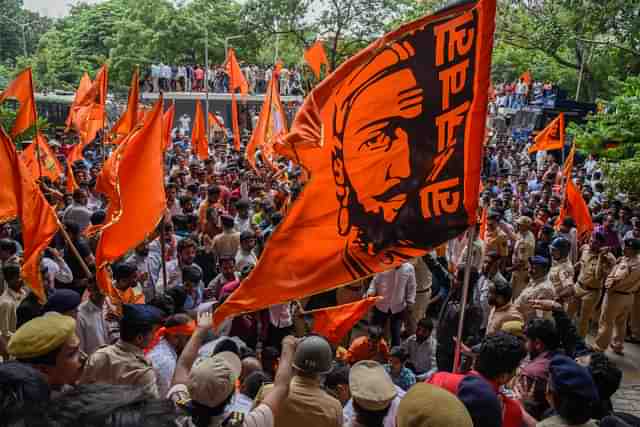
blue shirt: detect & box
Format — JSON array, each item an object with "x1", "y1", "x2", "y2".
[{"x1": 384, "y1": 364, "x2": 416, "y2": 391}]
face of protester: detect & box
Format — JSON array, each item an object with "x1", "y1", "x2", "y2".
[
  {"x1": 390, "y1": 356, "x2": 403, "y2": 374},
  {"x1": 528, "y1": 263, "x2": 546, "y2": 280},
  {"x1": 487, "y1": 218, "x2": 498, "y2": 231},
  {"x1": 604, "y1": 215, "x2": 615, "y2": 230},
  {"x1": 241, "y1": 237, "x2": 256, "y2": 251},
  {"x1": 179, "y1": 246, "x2": 197, "y2": 266},
  {"x1": 182, "y1": 200, "x2": 194, "y2": 214},
  {"x1": 40, "y1": 333, "x2": 85, "y2": 387},
  {"x1": 115, "y1": 273, "x2": 137, "y2": 291},
  {"x1": 416, "y1": 325, "x2": 432, "y2": 342},
  {"x1": 221, "y1": 259, "x2": 236, "y2": 279}
]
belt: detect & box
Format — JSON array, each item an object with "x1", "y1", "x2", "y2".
[{"x1": 416, "y1": 289, "x2": 431, "y2": 295}]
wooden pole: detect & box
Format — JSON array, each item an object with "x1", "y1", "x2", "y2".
[
  {"x1": 453, "y1": 225, "x2": 477, "y2": 373},
  {"x1": 57, "y1": 221, "x2": 93, "y2": 278}
]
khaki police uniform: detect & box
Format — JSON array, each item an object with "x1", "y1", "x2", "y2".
[
  {"x1": 80, "y1": 339, "x2": 159, "y2": 398},
  {"x1": 594, "y1": 254, "x2": 640, "y2": 352},
  {"x1": 549, "y1": 258, "x2": 575, "y2": 316},
  {"x1": 513, "y1": 276, "x2": 555, "y2": 321},
  {"x1": 511, "y1": 230, "x2": 535, "y2": 299},
  {"x1": 574, "y1": 245, "x2": 616, "y2": 337}
]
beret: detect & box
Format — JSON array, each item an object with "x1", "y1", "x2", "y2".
[
  {"x1": 121, "y1": 304, "x2": 164, "y2": 326},
  {"x1": 549, "y1": 355, "x2": 599, "y2": 401},
  {"x1": 9, "y1": 313, "x2": 76, "y2": 359},
  {"x1": 43, "y1": 289, "x2": 81, "y2": 314},
  {"x1": 397, "y1": 383, "x2": 472, "y2": 427},
  {"x1": 457, "y1": 376, "x2": 501, "y2": 427},
  {"x1": 529, "y1": 256, "x2": 550, "y2": 267}
]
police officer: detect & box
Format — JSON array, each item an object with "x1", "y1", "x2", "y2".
[
  {"x1": 260, "y1": 335, "x2": 343, "y2": 427},
  {"x1": 348, "y1": 360, "x2": 398, "y2": 427},
  {"x1": 80, "y1": 304, "x2": 164, "y2": 397},
  {"x1": 593, "y1": 237, "x2": 640, "y2": 354},
  {"x1": 514, "y1": 256, "x2": 555, "y2": 321},
  {"x1": 548, "y1": 237, "x2": 576, "y2": 316},
  {"x1": 573, "y1": 232, "x2": 616, "y2": 337},
  {"x1": 502, "y1": 216, "x2": 535, "y2": 299}
]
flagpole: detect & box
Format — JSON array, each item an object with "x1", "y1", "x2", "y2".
[
  {"x1": 452, "y1": 226, "x2": 477, "y2": 373},
  {"x1": 58, "y1": 221, "x2": 93, "y2": 279},
  {"x1": 160, "y1": 220, "x2": 168, "y2": 294},
  {"x1": 204, "y1": 27, "x2": 210, "y2": 153}
]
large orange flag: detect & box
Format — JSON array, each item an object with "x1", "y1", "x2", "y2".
[
  {"x1": 0, "y1": 68, "x2": 37, "y2": 137},
  {"x1": 213, "y1": 0, "x2": 496, "y2": 326},
  {"x1": 21, "y1": 133, "x2": 63, "y2": 182},
  {"x1": 528, "y1": 113, "x2": 565, "y2": 153},
  {"x1": 225, "y1": 49, "x2": 248, "y2": 151},
  {"x1": 246, "y1": 69, "x2": 288, "y2": 171},
  {"x1": 95, "y1": 96, "x2": 166, "y2": 294},
  {"x1": 65, "y1": 72, "x2": 92, "y2": 132},
  {"x1": 304, "y1": 40, "x2": 331, "y2": 79},
  {"x1": 0, "y1": 128, "x2": 58, "y2": 302},
  {"x1": 110, "y1": 68, "x2": 140, "y2": 144},
  {"x1": 311, "y1": 297, "x2": 379, "y2": 344},
  {"x1": 555, "y1": 145, "x2": 593, "y2": 240},
  {"x1": 191, "y1": 100, "x2": 208, "y2": 160},
  {"x1": 163, "y1": 102, "x2": 175, "y2": 151},
  {"x1": 71, "y1": 65, "x2": 108, "y2": 146}
]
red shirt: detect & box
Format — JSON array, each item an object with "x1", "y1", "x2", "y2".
[{"x1": 428, "y1": 370, "x2": 523, "y2": 427}]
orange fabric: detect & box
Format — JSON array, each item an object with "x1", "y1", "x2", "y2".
[
  {"x1": 555, "y1": 145, "x2": 593, "y2": 240},
  {"x1": 0, "y1": 68, "x2": 37, "y2": 137},
  {"x1": 343, "y1": 335, "x2": 390, "y2": 364},
  {"x1": 70, "y1": 65, "x2": 108, "y2": 146},
  {"x1": 95, "y1": 97, "x2": 166, "y2": 285},
  {"x1": 208, "y1": 112, "x2": 224, "y2": 130},
  {"x1": 65, "y1": 144, "x2": 83, "y2": 193},
  {"x1": 520, "y1": 70, "x2": 532, "y2": 85},
  {"x1": 66, "y1": 72, "x2": 92, "y2": 132},
  {"x1": 163, "y1": 103, "x2": 176, "y2": 151},
  {"x1": 231, "y1": 92, "x2": 241, "y2": 151},
  {"x1": 191, "y1": 100, "x2": 208, "y2": 160},
  {"x1": 246, "y1": 69, "x2": 288, "y2": 171},
  {"x1": 528, "y1": 113, "x2": 564, "y2": 153},
  {"x1": 21, "y1": 133, "x2": 63, "y2": 182},
  {"x1": 111, "y1": 68, "x2": 140, "y2": 143},
  {"x1": 304, "y1": 41, "x2": 331, "y2": 79},
  {"x1": 213, "y1": 0, "x2": 495, "y2": 327},
  {"x1": 144, "y1": 321, "x2": 196, "y2": 354},
  {"x1": 479, "y1": 207, "x2": 488, "y2": 240},
  {"x1": 312, "y1": 296, "x2": 379, "y2": 345},
  {"x1": 225, "y1": 48, "x2": 249, "y2": 96},
  {"x1": 0, "y1": 128, "x2": 58, "y2": 303}
]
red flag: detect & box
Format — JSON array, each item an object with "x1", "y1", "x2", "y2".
[
  {"x1": 111, "y1": 68, "x2": 140, "y2": 143},
  {"x1": 225, "y1": 49, "x2": 248, "y2": 151},
  {"x1": 163, "y1": 102, "x2": 176, "y2": 151},
  {"x1": 0, "y1": 128, "x2": 58, "y2": 302},
  {"x1": 65, "y1": 73, "x2": 92, "y2": 132},
  {"x1": 528, "y1": 113, "x2": 565, "y2": 154},
  {"x1": 213, "y1": 0, "x2": 496, "y2": 326},
  {"x1": 0, "y1": 68, "x2": 37, "y2": 137},
  {"x1": 246, "y1": 69, "x2": 288, "y2": 171},
  {"x1": 95, "y1": 96, "x2": 166, "y2": 294},
  {"x1": 191, "y1": 100, "x2": 208, "y2": 160},
  {"x1": 21, "y1": 133, "x2": 63, "y2": 182},
  {"x1": 304, "y1": 40, "x2": 331, "y2": 79},
  {"x1": 312, "y1": 297, "x2": 379, "y2": 344}
]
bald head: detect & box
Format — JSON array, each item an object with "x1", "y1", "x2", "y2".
[{"x1": 241, "y1": 357, "x2": 262, "y2": 381}]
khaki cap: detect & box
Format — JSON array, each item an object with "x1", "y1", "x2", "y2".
[
  {"x1": 349, "y1": 360, "x2": 396, "y2": 411},
  {"x1": 397, "y1": 383, "x2": 472, "y2": 427},
  {"x1": 189, "y1": 351, "x2": 242, "y2": 408},
  {"x1": 9, "y1": 313, "x2": 76, "y2": 359},
  {"x1": 516, "y1": 216, "x2": 532, "y2": 227}
]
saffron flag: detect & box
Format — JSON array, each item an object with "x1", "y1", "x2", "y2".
[
  {"x1": 71, "y1": 65, "x2": 108, "y2": 146},
  {"x1": 65, "y1": 144, "x2": 83, "y2": 193},
  {"x1": 21, "y1": 133, "x2": 63, "y2": 182},
  {"x1": 65, "y1": 72, "x2": 92, "y2": 132},
  {"x1": 479, "y1": 207, "x2": 488, "y2": 240},
  {"x1": 520, "y1": 70, "x2": 532, "y2": 85},
  {"x1": 191, "y1": 100, "x2": 208, "y2": 160},
  {"x1": 246, "y1": 69, "x2": 288, "y2": 171},
  {"x1": 208, "y1": 111, "x2": 224, "y2": 130},
  {"x1": 304, "y1": 40, "x2": 331, "y2": 79},
  {"x1": 111, "y1": 68, "x2": 140, "y2": 143},
  {"x1": 225, "y1": 49, "x2": 248, "y2": 151},
  {"x1": 95, "y1": 95, "x2": 166, "y2": 295},
  {"x1": 0, "y1": 68, "x2": 37, "y2": 137},
  {"x1": 555, "y1": 145, "x2": 593, "y2": 240},
  {"x1": 312, "y1": 297, "x2": 379, "y2": 345},
  {"x1": 0, "y1": 128, "x2": 58, "y2": 302},
  {"x1": 213, "y1": 0, "x2": 496, "y2": 326},
  {"x1": 528, "y1": 113, "x2": 564, "y2": 154},
  {"x1": 163, "y1": 102, "x2": 176, "y2": 150}
]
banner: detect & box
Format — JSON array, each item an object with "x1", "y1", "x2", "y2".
[
  {"x1": 213, "y1": 0, "x2": 496, "y2": 326},
  {"x1": 528, "y1": 113, "x2": 564, "y2": 153},
  {"x1": 21, "y1": 133, "x2": 63, "y2": 182}
]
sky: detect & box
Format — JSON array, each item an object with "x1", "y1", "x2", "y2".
[{"x1": 23, "y1": 0, "x2": 102, "y2": 17}]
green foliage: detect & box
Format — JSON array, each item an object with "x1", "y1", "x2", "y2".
[
  {"x1": 0, "y1": 0, "x2": 53, "y2": 65},
  {"x1": 570, "y1": 76, "x2": 640, "y2": 200},
  {"x1": 0, "y1": 105, "x2": 50, "y2": 146}
]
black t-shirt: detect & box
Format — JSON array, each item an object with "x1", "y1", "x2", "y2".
[{"x1": 64, "y1": 237, "x2": 92, "y2": 281}]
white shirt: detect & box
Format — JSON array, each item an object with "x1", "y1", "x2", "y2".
[
  {"x1": 41, "y1": 256, "x2": 73, "y2": 287},
  {"x1": 76, "y1": 299, "x2": 109, "y2": 355},
  {"x1": 368, "y1": 263, "x2": 417, "y2": 314},
  {"x1": 236, "y1": 250, "x2": 257, "y2": 273},
  {"x1": 149, "y1": 338, "x2": 178, "y2": 399},
  {"x1": 344, "y1": 386, "x2": 405, "y2": 427},
  {"x1": 269, "y1": 303, "x2": 292, "y2": 328}
]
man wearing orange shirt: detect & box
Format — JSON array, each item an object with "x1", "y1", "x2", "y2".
[{"x1": 345, "y1": 325, "x2": 389, "y2": 365}]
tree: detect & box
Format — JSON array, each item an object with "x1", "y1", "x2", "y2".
[{"x1": 0, "y1": 0, "x2": 52, "y2": 64}]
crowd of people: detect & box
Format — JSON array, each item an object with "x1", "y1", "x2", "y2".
[
  {"x1": 493, "y1": 79, "x2": 557, "y2": 110},
  {"x1": 143, "y1": 63, "x2": 305, "y2": 96},
  {"x1": 1, "y1": 72, "x2": 640, "y2": 427}
]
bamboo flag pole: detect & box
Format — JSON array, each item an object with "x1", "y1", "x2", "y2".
[
  {"x1": 57, "y1": 220, "x2": 93, "y2": 278},
  {"x1": 453, "y1": 225, "x2": 477, "y2": 374}
]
